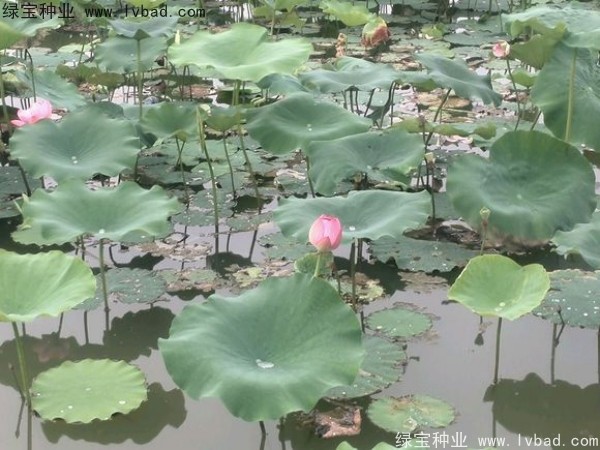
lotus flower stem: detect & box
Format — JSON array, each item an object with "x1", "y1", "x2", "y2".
[
  {"x1": 565, "y1": 49, "x2": 578, "y2": 143},
  {"x1": 493, "y1": 317, "x2": 502, "y2": 384},
  {"x1": 25, "y1": 50, "x2": 37, "y2": 101},
  {"x1": 197, "y1": 112, "x2": 220, "y2": 236},
  {"x1": 505, "y1": 58, "x2": 522, "y2": 131},
  {"x1": 313, "y1": 252, "x2": 322, "y2": 278},
  {"x1": 349, "y1": 240, "x2": 357, "y2": 312},
  {"x1": 424, "y1": 88, "x2": 452, "y2": 147},
  {"x1": 11, "y1": 322, "x2": 32, "y2": 408}
]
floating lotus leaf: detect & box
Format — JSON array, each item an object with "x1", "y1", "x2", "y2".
[
  {"x1": 169, "y1": 23, "x2": 312, "y2": 83},
  {"x1": 0, "y1": 250, "x2": 96, "y2": 322},
  {"x1": 12, "y1": 181, "x2": 181, "y2": 245},
  {"x1": 367, "y1": 395, "x2": 455, "y2": 434},
  {"x1": 109, "y1": 17, "x2": 178, "y2": 40},
  {"x1": 552, "y1": 212, "x2": 600, "y2": 268},
  {"x1": 159, "y1": 274, "x2": 363, "y2": 421},
  {"x1": 9, "y1": 109, "x2": 139, "y2": 182},
  {"x1": 447, "y1": 131, "x2": 595, "y2": 241},
  {"x1": 246, "y1": 93, "x2": 372, "y2": 154},
  {"x1": 140, "y1": 102, "x2": 199, "y2": 143},
  {"x1": 448, "y1": 255, "x2": 550, "y2": 321},
  {"x1": 299, "y1": 57, "x2": 400, "y2": 93},
  {"x1": 326, "y1": 335, "x2": 407, "y2": 399},
  {"x1": 274, "y1": 190, "x2": 431, "y2": 244},
  {"x1": 305, "y1": 129, "x2": 423, "y2": 196},
  {"x1": 415, "y1": 53, "x2": 502, "y2": 106},
  {"x1": 370, "y1": 236, "x2": 479, "y2": 272},
  {"x1": 95, "y1": 36, "x2": 168, "y2": 73},
  {"x1": 0, "y1": 17, "x2": 61, "y2": 49},
  {"x1": 531, "y1": 42, "x2": 600, "y2": 151},
  {"x1": 259, "y1": 233, "x2": 312, "y2": 260},
  {"x1": 32, "y1": 359, "x2": 147, "y2": 423},
  {"x1": 533, "y1": 270, "x2": 600, "y2": 329},
  {"x1": 366, "y1": 304, "x2": 433, "y2": 339},
  {"x1": 319, "y1": 0, "x2": 374, "y2": 26}
]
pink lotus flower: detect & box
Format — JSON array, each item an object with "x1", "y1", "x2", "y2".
[
  {"x1": 309, "y1": 215, "x2": 342, "y2": 252},
  {"x1": 11, "y1": 99, "x2": 53, "y2": 127},
  {"x1": 492, "y1": 41, "x2": 510, "y2": 58}
]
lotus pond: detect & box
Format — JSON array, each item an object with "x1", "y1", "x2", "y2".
[{"x1": 2, "y1": 0, "x2": 600, "y2": 449}]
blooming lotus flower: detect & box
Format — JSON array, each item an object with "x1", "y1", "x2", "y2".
[
  {"x1": 492, "y1": 41, "x2": 510, "y2": 58},
  {"x1": 309, "y1": 215, "x2": 342, "y2": 253},
  {"x1": 11, "y1": 99, "x2": 53, "y2": 127}
]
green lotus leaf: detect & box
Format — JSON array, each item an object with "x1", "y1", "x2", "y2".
[
  {"x1": 246, "y1": 93, "x2": 372, "y2": 154},
  {"x1": 14, "y1": 70, "x2": 87, "y2": 111},
  {"x1": 533, "y1": 270, "x2": 600, "y2": 329},
  {"x1": 531, "y1": 42, "x2": 600, "y2": 151},
  {"x1": 305, "y1": 128, "x2": 424, "y2": 195},
  {"x1": 95, "y1": 36, "x2": 168, "y2": 73},
  {"x1": 366, "y1": 304, "x2": 433, "y2": 339},
  {"x1": 294, "y1": 251, "x2": 334, "y2": 276},
  {"x1": 319, "y1": 0, "x2": 374, "y2": 26},
  {"x1": 32, "y1": 359, "x2": 147, "y2": 423},
  {"x1": 169, "y1": 23, "x2": 312, "y2": 83},
  {"x1": 256, "y1": 73, "x2": 309, "y2": 95},
  {"x1": 370, "y1": 236, "x2": 479, "y2": 272},
  {"x1": 447, "y1": 131, "x2": 596, "y2": 241},
  {"x1": 416, "y1": 53, "x2": 502, "y2": 106},
  {"x1": 367, "y1": 395, "x2": 455, "y2": 434},
  {"x1": 205, "y1": 106, "x2": 243, "y2": 133},
  {"x1": 274, "y1": 190, "x2": 431, "y2": 244},
  {"x1": 12, "y1": 181, "x2": 181, "y2": 245},
  {"x1": 299, "y1": 57, "x2": 400, "y2": 93},
  {"x1": 140, "y1": 102, "x2": 199, "y2": 143},
  {"x1": 9, "y1": 109, "x2": 139, "y2": 182},
  {"x1": 109, "y1": 17, "x2": 178, "y2": 40},
  {"x1": 326, "y1": 335, "x2": 407, "y2": 399},
  {"x1": 0, "y1": 250, "x2": 96, "y2": 323},
  {"x1": 552, "y1": 212, "x2": 600, "y2": 268},
  {"x1": 159, "y1": 274, "x2": 363, "y2": 421},
  {"x1": 0, "y1": 17, "x2": 61, "y2": 49},
  {"x1": 448, "y1": 255, "x2": 550, "y2": 320}
]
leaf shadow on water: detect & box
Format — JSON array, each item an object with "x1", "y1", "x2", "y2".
[{"x1": 484, "y1": 373, "x2": 600, "y2": 450}]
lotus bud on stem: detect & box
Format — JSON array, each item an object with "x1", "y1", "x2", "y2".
[
  {"x1": 479, "y1": 207, "x2": 491, "y2": 255},
  {"x1": 308, "y1": 215, "x2": 342, "y2": 278}
]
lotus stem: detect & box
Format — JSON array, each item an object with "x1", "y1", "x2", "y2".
[
  {"x1": 11, "y1": 322, "x2": 32, "y2": 408},
  {"x1": 424, "y1": 88, "x2": 452, "y2": 147},
  {"x1": 198, "y1": 111, "x2": 220, "y2": 237},
  {"x1": 136, "y1": 39, "x2": 143, "y2": 120},
  {"x1": 350, "y1": 240, "x2": 357, "y2": 312},
  {"x1": 0, "y1": 60, "x2": 10, "y2": 130},
  {"x1": 493, "y1": 317, "x2": 502, "y2": 384},
  {"x1": 551, "y1": 323, "x2": 557, "y2": 384},
  {"x1": 565, "y1": 49, "x2": 577, "y2": 143},
  {"x1": 505, "y1": 58, "x2": 521, "y2": 131},
  {"x1": 222, "y1": 137, "x2": 236, "y2": 196},
  {"x1": 259, "y1": 420, "x2": 266, "y2": 435},
  {"x1": 98, "y1": 238, "x2": 110, "y2": 319},
  {"x1": 25, "y1": 50, "x2": 36, "y2": 101},
  {"x1": 16, "y1": 163, "x2": 32, "y2": 197},
  {"x1": 175, "y1": 138, "x2": 190, "y2": 203},
  {"x1": 313, "y1": 252, "x2": 322, "y2": 278},
  {"x1": 305, "y1": 155, "x2": 316, "y2": 198}
]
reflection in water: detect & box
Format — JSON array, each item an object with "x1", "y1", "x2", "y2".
[
  {"x1": 41, "y1": 383, "x2": 186, "y2": 444},
  {"x1": 485, "y1": 373, "x2": 600, "y2": 449}
]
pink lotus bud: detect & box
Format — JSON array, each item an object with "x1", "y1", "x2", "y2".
[
  {"x1": 492, "y1": 41, "x2": 510, "y2": 58},
  {"x1": 309, "y1": 215, "x2": 342, "y2": 252},
  {"x1": 11, "y1": 99, "x2": 53, "y2": 127},
  {"x1": 361, "y1": 17, "x2": 391, "y2": 48}
]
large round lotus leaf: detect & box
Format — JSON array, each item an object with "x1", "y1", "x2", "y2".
[
  {"x1": 367, "y1": 395, "x2": 455, "y2": 434},
  {"x1": 15, "y1": 70, "x2": 87, "y2": 111},
  {"x1": 109, "y1": 17, "x2": 178, "y2": 40},
  {"x1": 95, "y1": 36, "x2": 168, "y2": 73},
  {"x1": 140, "y1": 102, "x2": 198, "y2": 143},
  {"x1": 533, "y1": 270, "x2": 600, "y2": 329},
  {"x1": 447, "y1": 130, "x2": 595, "y2": 241},
  {"x1": 319, "y1": 0, "x2": 374, "y2": 26},
  {"x1": 159, "y1": 274, "x2": 363, "y2": 421},
  {"x1": 9, "y1": 109, "x2": 139, "y2": 182},
  {"x1": 305, "y1": 129, "x2": 424, "y2": 196},
  {"x1": 448, "y1": 255, "x2": 550, "y2": 321},
  {"x1": 415, "y1": 53, "x2": 502, "y2": 106},
  {"x1": 245, "y1": 93, "x2": 372, "y2": 154},
  {"x1": 366, "y1": 304, "x2": 433, "y2": 339},
  {"x1": 12, "y1": 181, "x2": 181, "y2": 245},
  {"x1": 0, "y1": 250, "x2": 96, "y2": 323},
  {"x1": 299, "y1": 58, "x2": 400, "y2": 93},
  {"x1": 531, "y1": 42, "x2": 600, "y2": 151},
  {"x1": 0, "y1": 17, "x2": 61, "y2": 49},
  {"x1": 370, "y1": 236, "x2": 479, "y2": 272},
  {"x1": 32, "y1": 359, "x2": 147, "y2": 423},
  {"x1": 552, "y1": 212, "x2": 600, "y2": 268},
  {"x1": 274, "y1": 190, "x2": 431, "y2": 244},
  {"x1": 326, "y1": 335, "x2": 406, "y2": 399},
  {"x1": 169, "y1": 23, "x2": 312, "y2": 83}
]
